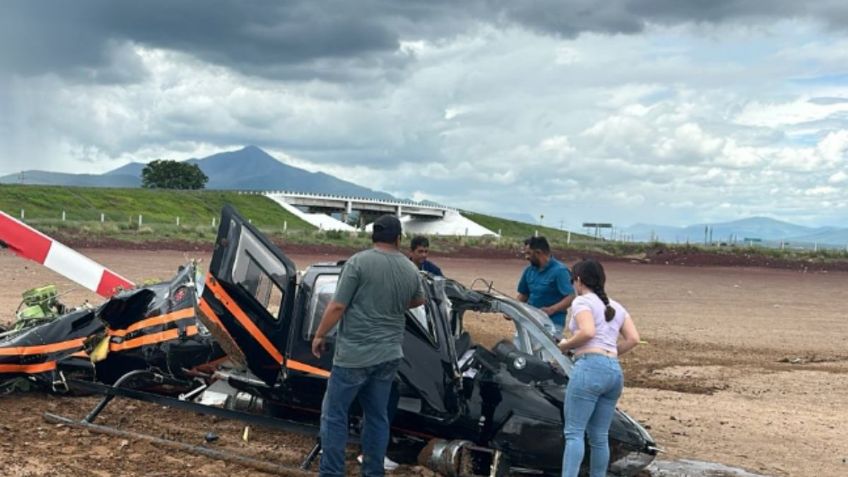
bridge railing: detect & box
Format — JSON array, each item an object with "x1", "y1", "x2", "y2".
[{"x1": 239, "y1": 189, "x2": 458, "y2": 212}]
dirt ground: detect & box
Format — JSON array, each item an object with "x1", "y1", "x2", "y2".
[{"x1": 1, "y1": 248, "x2": 847, "y2": 477}]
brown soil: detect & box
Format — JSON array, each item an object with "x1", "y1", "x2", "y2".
[
  {"x1": 1, "y1": 249, "x2": 847, "y2": 477},
  {"x1": 47, "y1": 232, "x2": 848, "y2": 272}
]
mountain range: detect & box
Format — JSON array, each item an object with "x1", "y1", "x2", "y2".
[
  {"x1": 0, "y1": 146, "x2": 394, "y2": 200},
  {"x1": 621, "y1": 217, "x2": 848, "y2": 248},
  {"x1": 2, "y1": 146, "x2": 845, "y2": 247}
]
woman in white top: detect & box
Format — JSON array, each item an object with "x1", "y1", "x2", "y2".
[{"x1": 557, "y1": 259, "x2": 640, "y2": 477}]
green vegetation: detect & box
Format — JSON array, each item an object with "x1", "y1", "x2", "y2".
[
  {"x1": 461, "y1": 211, "x2": 593, "y2": 244},
  {"x1": 142, "y1": 159, "x2": 208, "y2": 189},
  {"x1": 0, "y1": 184, "x2": 310, "y2": 229},
  {"x1": 1, "y1": 184, "x2": 845, "y2": 264}
]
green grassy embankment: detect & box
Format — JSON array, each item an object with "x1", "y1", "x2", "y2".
[
  {"x1": 1, "y1": 184, "x2": 846, "y2": 267},
  {"x1": 461, "y1": 211, "x2": 592, "y2": 245},
  {"x1": 0, "y1": 184, "x2": 314, "y2": 244},
  {"x1": 0, "y1": 184, "x2": 599, "y2": 249}
]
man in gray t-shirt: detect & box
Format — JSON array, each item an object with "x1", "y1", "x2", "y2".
[{"x1": 312, "y1": 214, "x2": 424, "y2": 477}]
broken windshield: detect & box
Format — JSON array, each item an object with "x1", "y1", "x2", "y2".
[{"x1": 478, "y1": 292, "x2": 575, "y2": 376}]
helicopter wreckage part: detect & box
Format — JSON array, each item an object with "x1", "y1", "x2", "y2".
[
  {"x1": 0, "y1": 211, "x2": 134, "y2": 297},
  {"x1": 66, "y1": 376, "x2": 321, "y2": 437},
  {"x1": 43, "y1": 412, "x2": 314, "y2": 477},
  {"x1": 418, "y1": 439, "x2": 509, "y2": 477}
]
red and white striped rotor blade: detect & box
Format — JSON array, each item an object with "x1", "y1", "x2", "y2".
[{"x1": 0, "y1": 211, "x2": 134, "y2": 297}]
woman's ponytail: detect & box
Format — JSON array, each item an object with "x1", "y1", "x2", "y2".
[{"x1": 593, "y1": 286, "x2": 615, "y2": 322}]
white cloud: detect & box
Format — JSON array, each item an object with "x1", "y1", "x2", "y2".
[
  {"x1": 654, "y1": 123, "x2": 724, "y2": 162},
  {"x1": 816, "y1": 130, "x2": 848, "y2": 163},
  {"x1": 3, "y1": 17, "x2": 848, "y2": 228},
  {"x1": 804, "y1": 185, "x2": 838, "y2": 196},
  {"x1": 735, "y1": 99, "x2": 848, "y2": 128},
  {"x1": 828, "y1": 170, "x2": 848, "y2": 184}
]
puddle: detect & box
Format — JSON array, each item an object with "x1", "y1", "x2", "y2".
[{"x1": 647, "y1": 459, "x2": 771, "y2": 477}]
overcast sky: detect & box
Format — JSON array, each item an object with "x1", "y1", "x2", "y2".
[{"x1": 2, "y1": 1, "x2": 848, "y2": 228}]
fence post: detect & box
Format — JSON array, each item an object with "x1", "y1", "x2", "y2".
[
  {"x1": 62, "y1": 210, "x2": 66, "y2": 221},
  {"x1": 176, "y1": 216, "x2": 180, "y2": 226},
  {"x1": 100, "y1": 213, "x2": 105, "y2": 223},
  {"x1": 567, "y1": 231, "x2": 571, "y2": 245},
  {"x1": 212, "y1": 217, "x2": 216, "y2": 228},
  {"x1": 534, "y1": 229, "x2": 538, "y2": 237},
  {"x1": 138, "y1": 215, "x2": 143, "y2": 227},
  {"x1": 283, "y1": 221, "x2": 287, "y2": 233},
  {"x1": 20, "y1": 209, "x2": 24, "y2": 220}
]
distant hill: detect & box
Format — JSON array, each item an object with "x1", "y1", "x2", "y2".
[
  {"x1": 623, "y1": 217, "x2": 848, "y2": 247},
  {"x1": 684, "y1": 217, "x2": 813, "y2": 242},
  {"x1": 104, "y1": 162, "x2": 146, "y2": 178},
  {"x1": 618, "y1": 223, "x2": 683, "y2": 242},
  {"x1": 784, "y1": 228, "x2": 848, "y2": 247},
  {"x1": 0, "y1": 170, "x2": 140, "y2": 187},
  {"x1": 0, "y1": 146, "x2": 394, "y2": 200}
]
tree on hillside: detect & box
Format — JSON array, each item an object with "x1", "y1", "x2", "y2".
[{"x1": 141, "y1": 160, "x2": 208, "y2": 189}]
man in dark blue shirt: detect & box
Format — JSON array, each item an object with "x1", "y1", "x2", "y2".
[
  {"x1": 409, "y1": 236, "x2": 443, "y2": 276},
  {"x1": 517, "y1": 236, "x2": 574, "y2": 334}
]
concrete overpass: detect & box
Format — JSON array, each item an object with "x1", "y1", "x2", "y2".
[
  {"x1": 271, "y1": 191, "x2": 448, "y2": 221},
  {"x1": 256, "y1": 191, "x2": 497, "y2": 236}
]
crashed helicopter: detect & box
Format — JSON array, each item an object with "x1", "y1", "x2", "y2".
[{"x1": 0, "y1": 205, "x2": 658, "y2": 476}]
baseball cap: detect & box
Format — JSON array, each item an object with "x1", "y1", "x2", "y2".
[{"x1": 372, "y1": 215, "x2": 402, "y2": 243}]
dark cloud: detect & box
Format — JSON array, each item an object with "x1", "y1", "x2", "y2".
[
  {"x1": 494, "y1": 0, "x2": 848, "y2": 37},
  {"x1": 5, "y1": 0, "x2": 848, "y2": 83},
  {"x1": 808, "y1": 97, "x2": 848, "y2": 105},
  {"x1": 1, "y1": 0, "x2": 434, "y2": 82}
]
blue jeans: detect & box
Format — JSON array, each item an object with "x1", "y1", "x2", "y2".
[
  {"x1": 319, "y1": 359, "x2": 400, "y2": 477},
  {"x1": 562, "y1": 354, "x2": 623, "y2": 477}
]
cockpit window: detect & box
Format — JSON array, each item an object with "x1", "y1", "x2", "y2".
[
  {"x1": 407, "y1": 302, "x2": 438, "y2": 347},
  {"x1": 230, "y1": 225, "x2": 289, "y2": 321},
  {"x1": 304, "y1": 274, "x2": 339, "y2": 339}
]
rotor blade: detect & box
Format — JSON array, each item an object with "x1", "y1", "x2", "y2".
[{"x1": 0, "y1": 211, "x2": 134, "y2": 297}]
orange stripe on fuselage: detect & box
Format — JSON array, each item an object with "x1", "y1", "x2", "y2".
[
  {"x1": 0, "y1": 361, "x2": 57, "y2": 373},
  {"x1": 197, "y1": 297, "x2": 242, "y2": 351},
  {"x1": 107, "y1": 307, "x2": 195, "y2": 337},
  {"x1": 0, "y1": 338, "x2": 85, "y2": 356},
  {"x1": 286, "y1": 359, "x2": 330, "y2": 378},
  {"x1": 109, "y1": 325, "x2": 198, "y2": 352},
  {"x1": 204, "y1": 276, "x2": 283, "y2": 364}
]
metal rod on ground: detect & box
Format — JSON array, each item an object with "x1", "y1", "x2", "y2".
[
  {"x1": 43, "y1": 413, "x2": 314, "y2": 477},
  {"x1": 84, "y1": 369, "x2": 152, "y2": 423},
  {"x1": 301, "y1": 439, "x2": 321, "y2": 470}
]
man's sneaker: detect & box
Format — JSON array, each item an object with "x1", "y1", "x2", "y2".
[{"x1": 357, "y1": 454, "x2": 400, "y2": 471}]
